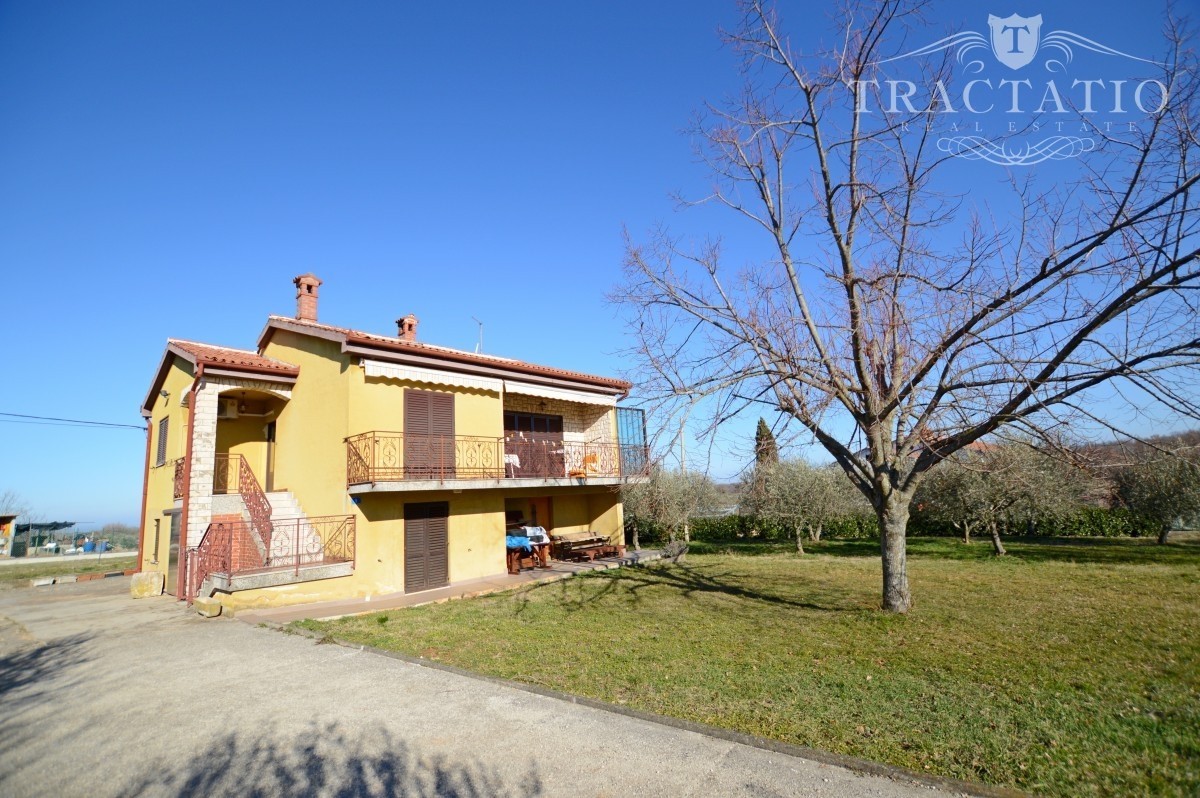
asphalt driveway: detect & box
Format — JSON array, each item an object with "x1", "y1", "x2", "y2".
[{"x1": 0, "y1": 578, "x2": 975, "y2": 798}]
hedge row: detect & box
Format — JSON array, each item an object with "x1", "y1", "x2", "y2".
[
  {"x1": 626, "y1": 507, "x2": 1161, "y2": 544},
  {"x1": 626, "y1": 514, "x2": 878, "y2": 544}
]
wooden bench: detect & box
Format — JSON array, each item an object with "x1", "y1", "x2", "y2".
[{"x1": 551, "y1": 531, "x2": 626, "y2": 562}]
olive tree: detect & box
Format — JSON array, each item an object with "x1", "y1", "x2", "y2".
[
  {"x1": 742, "y1": 459, "x2": 864, "y2": 551},
  {"x1": 915, "y1": 444, "x2": 1094, "y2": 554},
  {"x1": 1114, "y1": 452, "x2": 1200, "y2": 543},
  {"x1": 622, "y1": 467, "x2": 721, "y2": 557}
]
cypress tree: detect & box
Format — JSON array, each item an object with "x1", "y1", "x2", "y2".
[{"x1": 754, "y1": 418, "x2": 779, "y2": 466}]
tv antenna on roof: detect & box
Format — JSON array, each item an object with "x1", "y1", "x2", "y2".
[{"x1": 471, "y1": 317, "x2": 484, "y2": 353}]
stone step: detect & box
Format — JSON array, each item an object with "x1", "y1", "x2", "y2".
[
  {"x1": 261, "y1": 492, "x2": 322, "y2": 562},
  {"x1": 265, "y1": 491, "x2": 304, "y2": 518}
]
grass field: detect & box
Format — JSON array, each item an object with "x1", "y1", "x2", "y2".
[
  {"x1": 299, "y1": 538, "x2": 1200, "y2": 797},
  {"x1": 0, "y1": 554, "x2": 137, "y2": 590}
]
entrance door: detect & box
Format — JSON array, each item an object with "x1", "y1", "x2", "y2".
[
  {"x1": 404, "y1": 390, "x2": 455, "y2": 478},
  {"x1": 165, "y1": 511, "x2": 181, "y2": 597},
  {"x1": 529, "y1": 497, "x2": 552, "y2": 531},
  {"x1": 404, "y1": 502, "x2": 449, "y2": 593}
]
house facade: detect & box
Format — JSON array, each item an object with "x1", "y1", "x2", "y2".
[{"x1": 137, "y1": 274, "x2": 649, "y2": 610}]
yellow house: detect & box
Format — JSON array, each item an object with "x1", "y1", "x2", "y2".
[{"x1": 137, "y1": 274, "x2": 649, "y2": 610}]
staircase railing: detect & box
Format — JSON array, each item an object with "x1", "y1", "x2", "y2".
[
  {"x1": 186, "y1": 522, "x2": 230, "y2": 605},
  {"x1": 213, "y1": 453, "x2": 274, "y2": 555},
  {"x1": 185, "y1": 515, "x2": 355, "y2": 603}
]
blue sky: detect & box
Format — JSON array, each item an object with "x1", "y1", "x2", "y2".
[{"x1": 0, "y1": 1, "x2": 1186, "y2": 526}]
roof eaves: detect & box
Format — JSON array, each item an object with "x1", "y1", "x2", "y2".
[
  {"x1": 263, "y1": 315, "x2": 631, "y2": 394},
  {"x1": 142, "y1": 347, "x2": 194, "y2": 416},
  {"x1": 343, "y1": 333, "x2": 631, "y2": 392}
]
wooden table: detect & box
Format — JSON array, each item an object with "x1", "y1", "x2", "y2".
[{"x1": 507, "y1": 542, "x2": 552, "y2": 573}]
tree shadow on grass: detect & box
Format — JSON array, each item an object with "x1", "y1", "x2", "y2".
[
  {"x1": 997, "y1": 537, "x2": 1200, "y2": 566},
  {"x1": 694, "y1": 536, "x2": 1200, "y2": 567},
  {"x1": 685, "y1": 541, "x2": 802, "y2": 557},
  {"x1": 542, "y1": 560, "x2": 867, "y2": 613},
  {"x1": 125, "y1": 721, "x2": 543, "y2": 798}
]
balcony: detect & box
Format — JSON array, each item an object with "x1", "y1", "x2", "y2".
[{"x1": 345, "y1": 431, "x2": 650, "y2": 492}]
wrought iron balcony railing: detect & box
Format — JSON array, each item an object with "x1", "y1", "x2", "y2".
[{"x1": 346, "y1": 431, "x2": 650, "y2": 486}]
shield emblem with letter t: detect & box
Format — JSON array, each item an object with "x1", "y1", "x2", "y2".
[{"x1": 988, "y1": 13, "x2": 1043, "y2": 70}]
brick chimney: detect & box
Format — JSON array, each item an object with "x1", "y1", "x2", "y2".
[
  {"x1": 294, "y1": 274, "x2": 321, "y2": 322},
  {"x1": 396, "y1": 313, "x2": 418, "y2": 340}
]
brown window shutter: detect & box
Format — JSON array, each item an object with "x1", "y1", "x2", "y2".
[
  {"x1": 425, "y1": 509, "x2": 449, "y2": 586},
  {"x1": 156, "y1": 418, "x2": 169, "y2": 466},
  {"x1": 430, "y1": 392, "x2": 453, "y2": 435},
  {"x1": 404, "y1": 389, "x2": 455, "y2": 478},
  {"x1": 404, "y1": 501, "x2": 449, "y2": 592}
]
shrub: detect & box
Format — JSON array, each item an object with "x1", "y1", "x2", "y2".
[{"x1": 627, "y1": 508, "x2": 1162, "y2": 544}]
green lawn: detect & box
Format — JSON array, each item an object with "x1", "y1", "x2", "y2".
[
  {"x1": 299, "y1": 538, "x2": 1200, "y2": 797},
  {"x1": 0, "y1": 554, "x2": 136, "y2": 589}
]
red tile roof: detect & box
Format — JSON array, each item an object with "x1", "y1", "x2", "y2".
[
  {"x1": 261, "y1": 316, "x2": 631, "y2": 391},
  {"x1": 169, "y1": 339, "x2": 299, "y2": 375}
]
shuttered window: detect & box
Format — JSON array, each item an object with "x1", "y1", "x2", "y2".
[
  {"x1": 155, "y1": 418, "x2": 169, "y2": 466},
  {"x1": 404, "y1": 501, "x2": 449, "y2": 592},
  {"x1": 404, "y1": 389, "x2": 455, "y2": 478}
]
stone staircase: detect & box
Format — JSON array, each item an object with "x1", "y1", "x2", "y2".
[
  {"x1": 192, "y1": 470, "x2": 357, "y2": 602},
  {"x1": 264, "y1": 491, "x2": 324, "y2": 567},
  {"x1": 265, "y1": 490, "x2": 305, "y2": 526}
]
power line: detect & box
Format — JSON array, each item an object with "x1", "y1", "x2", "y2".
[
  {"x1": 0, "y1": 412, "x2": 144, "y2": 430},
  {"x1": 0, "y1": 418, "x2": 143, "y2": 430},
  {"x1": 0, "y1": 419, "x2": 137, "y2": 429}
]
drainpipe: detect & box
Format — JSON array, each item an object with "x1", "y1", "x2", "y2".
[{"x1": 134, "y1": 410, "x2": 152, "y2": 573}]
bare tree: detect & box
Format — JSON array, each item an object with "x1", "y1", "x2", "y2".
[
  {"x1": 616, "y1": 0, "x2": 1200, "y2": 611},
  {"x1": 0, "y1": 490, "x2": 30, "y2": 518}
]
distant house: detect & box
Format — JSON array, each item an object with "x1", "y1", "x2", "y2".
[
  {"x1": 7, "y1": 521, "x2": 76, "y2": 557},
  {"x1": 0, "y1": 515, "x2": 15, "y2": 557},
  {"x1": 138, "y1": 275, "x2": 650, "y2": 610}
]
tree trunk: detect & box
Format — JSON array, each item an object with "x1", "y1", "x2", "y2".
[
  {"x1": 810, "y1": 522, "x2": 823, "y2": 542},
  {"x1": 796, "y1": 524, "x2": 805, "y2": 555},
  {"x1": 878, "y1": 498, "x2": 912, "y2": 613},
  {"x1": 1158, "y1": 524, "x2": 1171, "y2": 545},
  {"x1": 990, "y1": 520, "x2": 1006, "y2": 556},
  {"x1": 631, "y1": 520, "x2": 640, "y2": 552},
  {"x1": 963, "y1": 520, "x2": 971, "y2": 544}
]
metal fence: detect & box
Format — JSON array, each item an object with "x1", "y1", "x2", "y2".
[{"x1": 346, "y1": 431, "x2": 650, "y2": 485}]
